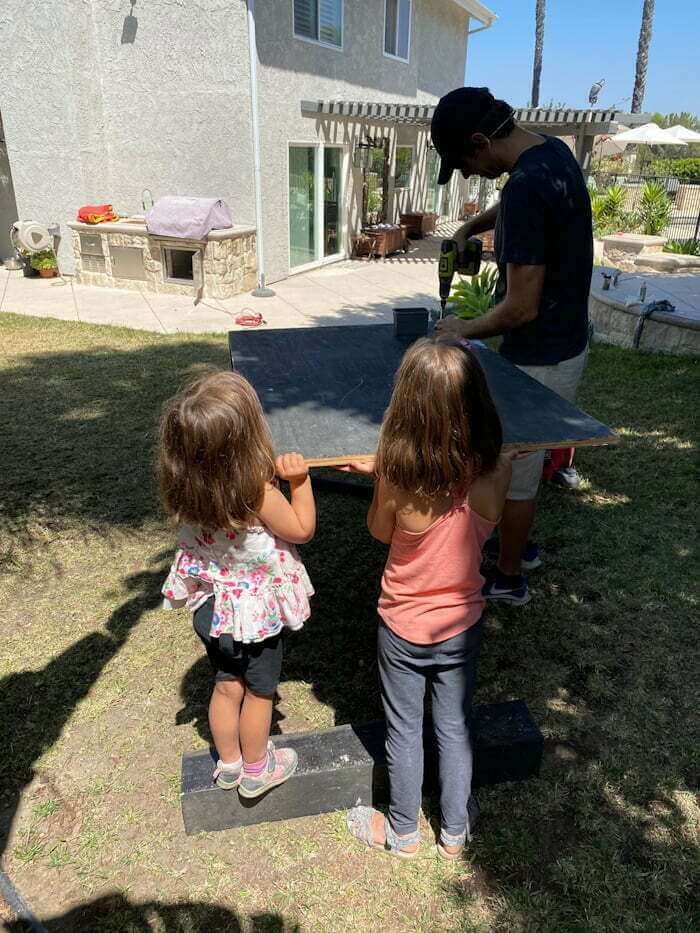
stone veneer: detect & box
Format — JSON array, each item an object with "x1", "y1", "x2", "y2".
[
  {"x1": 68, "y1": 221, "x2": 257, "y2": 298},
  {"x1": 589, "y1": 294, "x2": 700, "y2": 356},
  {"x1": 601, "y1": 233, "x2": 666, "y2": 272}
]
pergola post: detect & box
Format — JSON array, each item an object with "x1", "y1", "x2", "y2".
[{"x1": 575, "y1": 130, "x2": 595, "y2": 177}]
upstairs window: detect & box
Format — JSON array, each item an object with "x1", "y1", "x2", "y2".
[
  {"x1": 384, "y1": 0, "x2": 411, "y2": 62},
  {"x1": 294, "y1": 0, "x2": 343, "y2": 49}
]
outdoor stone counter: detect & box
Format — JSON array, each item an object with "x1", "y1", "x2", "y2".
[
  {"x1": 68, "y1": 220, "x2": 257, "y2": 298},
  {"x1": 590, "y1": 266, "x2": 700, "y2": 356}
]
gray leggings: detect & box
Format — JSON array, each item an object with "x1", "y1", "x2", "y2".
[{"x1": 378, "y1": 620, "x2": 483, "y2": 837}]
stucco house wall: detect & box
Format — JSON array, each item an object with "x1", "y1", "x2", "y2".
[
  {"x1": 254, "y1": 0, "x2": 471, "y2": 282},
  {"x1": 0, "y1": 0, "x2": 255, "y2": 272},
  {"x1": 1, "y1": 0, "x2": 475, "y2": 281}
]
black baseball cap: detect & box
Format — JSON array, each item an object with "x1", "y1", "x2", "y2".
[{"x1": 431, "y1": 87, "x2": 497, "y2": 185}]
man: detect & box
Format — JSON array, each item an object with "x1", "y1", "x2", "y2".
[{"x1": 432, "y1": 87, "x2": 593, "y2": 605}]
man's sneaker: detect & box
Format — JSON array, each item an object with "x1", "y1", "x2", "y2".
[
  {"x1": 521, "y1": 540, "x2": 542, "y2": 571},
  {"x1": 238, "y1": 743, "x2": 298, "y2": 799},
  {"x1": 483, "y1": 537, "x2": 541, "y2": 572},
  {"x1": 482, "y1": 569, "x2": 531, "y2": 605},
  {"x1": 551, "y1": 466, "x2": 582, "y2": 489}
]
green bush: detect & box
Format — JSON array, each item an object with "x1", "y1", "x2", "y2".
[
  {"x1": 649, "y1": 158, "x2": 700, "y2": 181},
  {"x1": 447, "y1": 266, "x2": 499, "y2": 319},
  {"x1": 635, "y1": 182, "x2": 672, "y2": 236},
  {"x1": 663, "y1": 239, "x2": 700, "y2": 255},
  {"x1": 590, "y1": 184, "x2": 634, "y2": 236}
]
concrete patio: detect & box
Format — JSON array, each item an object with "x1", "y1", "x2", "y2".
[{"x1": 1, "y1": 224, "x2": 461, "y2": 334}]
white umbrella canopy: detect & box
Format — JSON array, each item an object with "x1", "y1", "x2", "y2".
[
  {"x1": 613, "y1": 122, "x2": 687, "y2": 145},
  {"x1": 665, "y1": 124, "x2": 700, "y2": 142}
]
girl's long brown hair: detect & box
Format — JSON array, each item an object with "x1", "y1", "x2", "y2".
[
  {"x1": 157, "y1": 370, "x2": 275, "y2": 530},
  {"x1": 376, "y1": 337, "x2": 502, "y2": 497}
]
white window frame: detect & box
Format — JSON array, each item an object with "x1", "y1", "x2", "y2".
[
  {"x1": 383, "y1": 0, "x2": 412, "y2": 64},
  {"x1": 287, "y1": 141, "x2": 349, "y2": 276},
  {"x1": 394, "y1": 144, "x2": 414, "y2": 189},
  {"x1": 292, "y1": 0, "x2": 344, "y2": 52}
]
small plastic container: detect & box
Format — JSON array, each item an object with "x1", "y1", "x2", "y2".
[{"x1": 393, "y1": 307, "x2": 429, "y2": 338}]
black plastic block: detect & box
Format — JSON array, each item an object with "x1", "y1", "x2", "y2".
[
  {"x1": 393, "y1": 307, "x2": 430, "y2": 338},
  {"x1": 180, "y1": 700, "x2": 542, "y2": 834}
]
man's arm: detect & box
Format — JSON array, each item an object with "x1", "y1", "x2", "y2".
[
  {"x1": 455, "y1": 202, "x2": 499, "y2": 242},
  {"x1": 438, "y1": 263, "x2": 545, "y2": 340}
]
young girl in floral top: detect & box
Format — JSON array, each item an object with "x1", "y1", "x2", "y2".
[{"x1": 158, "y1": 371, "x2": 315, "y2": 797}]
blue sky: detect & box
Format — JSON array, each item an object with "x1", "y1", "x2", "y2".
[{"x1": 466, "y1": 0, "x2": 700, "y2": 117}]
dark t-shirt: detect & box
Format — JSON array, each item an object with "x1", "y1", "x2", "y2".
[{"x1": 494, "y1": 135, "x2": 592, "y2": 366}]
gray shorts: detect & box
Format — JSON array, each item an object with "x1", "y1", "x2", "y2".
[{"x1": 508, "y1": 346, "x2": 589, "y2": 501}]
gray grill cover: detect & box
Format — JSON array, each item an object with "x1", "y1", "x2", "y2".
[{"x1": 145, "y1": 197, "x2": 232, "y2": 240}]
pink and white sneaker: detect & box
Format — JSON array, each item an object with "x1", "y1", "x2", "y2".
[{"x1": 238, "y1": 742, "x2": 298, "y2": 799}]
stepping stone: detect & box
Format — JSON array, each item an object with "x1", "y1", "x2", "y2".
[{"x1": 180, "y1": 700, "x2": 542, "y2": 835}]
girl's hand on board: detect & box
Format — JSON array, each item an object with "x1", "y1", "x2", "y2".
[
  {"x1": 275, "y1": 452, "x2": 309, "y2": 484},
  {"x1": 339, "y1": 458, "x2": 376, "y2": 475}
]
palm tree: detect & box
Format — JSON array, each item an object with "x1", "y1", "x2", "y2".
[
  {"x1": 530, "y1": 0, "x2": 545, "y2": 107},
  {"x1": 631, "y1": 0, "x2": 655, "y2": 113}
]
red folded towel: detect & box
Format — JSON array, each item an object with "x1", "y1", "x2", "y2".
[{"x1": 77, "y1": 204, "x2": 119, "y2": 224}]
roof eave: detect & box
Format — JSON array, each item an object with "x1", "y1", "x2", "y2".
[{"x1": 450, "y1": 0, "x2": 498, "y2": 27}]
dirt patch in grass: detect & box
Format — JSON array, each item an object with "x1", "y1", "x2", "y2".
[{"x1": 1, "y1": 314, "x2": 698, "y2": 931}]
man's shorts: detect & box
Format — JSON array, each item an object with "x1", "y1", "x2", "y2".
[
  {"x1": 193, "y1": 598, "x2": 283, "y2": 696},
  {"x1": 508, "y1": 346, "x2": 589, "y2": 502}
]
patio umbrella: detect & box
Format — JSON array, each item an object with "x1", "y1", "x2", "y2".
[
  {"x1": 612, "y1": 123, "x2": 686, "y2": 145},
  {"x1": 665, "y1": 124, "x2": 700, "y2": 143}
]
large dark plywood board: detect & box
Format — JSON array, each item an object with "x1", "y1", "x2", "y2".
[{"x1": 228, "y1": 325, "x2": 617, "y2": 466}]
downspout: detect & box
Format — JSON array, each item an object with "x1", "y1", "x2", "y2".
[{"x1": 246, "y1": 0, "x2": 274, "y2": 297}]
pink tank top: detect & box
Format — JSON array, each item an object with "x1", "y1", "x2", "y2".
[{"x1": 378, "y1": 498, "x2": 495, "y2": 645}]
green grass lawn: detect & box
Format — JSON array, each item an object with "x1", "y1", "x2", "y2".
[{"x1": 0, "y1": 312, "x2": 698, "y2": 932}]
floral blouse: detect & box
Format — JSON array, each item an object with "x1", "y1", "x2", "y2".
[{"x1": 162, "y1": 524, "x2": 313, "y2": 644}]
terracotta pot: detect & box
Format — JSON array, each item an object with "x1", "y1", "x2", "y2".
[{"x1": 39, "y1": 268, "x2": 58, "y2": 278}]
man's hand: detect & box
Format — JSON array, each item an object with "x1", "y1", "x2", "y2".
[
  {"x1": 275, "y1": 452, "x2": 309, "y2": 484},
  {"x1": 435, "y1": 315, "x2": 470, "y2": 338}
]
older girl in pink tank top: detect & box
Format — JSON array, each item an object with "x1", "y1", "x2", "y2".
[{"x1": 346, "y1": 337, "x2": 513, "y2": 859}]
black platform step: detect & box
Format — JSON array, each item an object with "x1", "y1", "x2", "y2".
[{"x1": 180, "y1": 700, "x2": 542, "y2": 835}]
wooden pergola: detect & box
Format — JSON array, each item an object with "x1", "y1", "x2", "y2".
[{"x1": 300, "y1": 100, "x2": 651, "y2": 171}]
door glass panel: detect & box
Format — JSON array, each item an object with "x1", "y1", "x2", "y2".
[
  {"x1": 366, "y1": 147, "x2": 386, "y2": 224},
  {"x1": 427, "y1": 148, "x2": 442, "y2": 214},
  {"x1": 289, "y1": 146, "x2": 316, "y2": 268},
  {"x1": 323, "y1": 148, "x2": 342, "y2": 256}
]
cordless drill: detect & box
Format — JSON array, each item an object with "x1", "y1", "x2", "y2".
[{"x1": 438, "y1": 237, "x2": 483, "y2": 315}]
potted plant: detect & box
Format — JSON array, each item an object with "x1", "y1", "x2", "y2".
[
  {"x1": 30, "y1": 250, "x2": 59, "y2": 278},
  {"x1": 18, "y1": 248, "x2": 39, "y2": 277}
]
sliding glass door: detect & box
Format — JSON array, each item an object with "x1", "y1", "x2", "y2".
[
  {"x1": 289, "y1": 146, "x2": 316, "y2": 268},
  {"x1": 289, "y1": 144, "x2": 344, "y2": 270}
]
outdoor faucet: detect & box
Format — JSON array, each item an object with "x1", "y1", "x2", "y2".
[{"x1": 141, "y1": 188, "x2": 154, "y2": 212}]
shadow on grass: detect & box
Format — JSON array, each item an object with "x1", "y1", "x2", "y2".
[
  {"x1": 0, "y1": 565, "x2": 166, "y2": 863},
  {"x1": 2, "y1": 326, "x2": 698, "y2": 929},
  {"x1": 6, "y1": 892, "x2": 299, "y2": 933}
]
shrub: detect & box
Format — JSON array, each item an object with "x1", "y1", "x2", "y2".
[
  {"x1": 447, "y1": 266, "x2": 499, "y2": 319},
  {"x1": 590, "y1": 184, "x2": 633, "y2": 236},
  {"x1": 649, "y1": 158, "x2": 700, "y2": 182},
  {"x1": 663, "y1": 239, "x2": 700, "y2": 255},
  {"x1": 635, "y1": 182, "x2": 672, "y2": 236}
]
